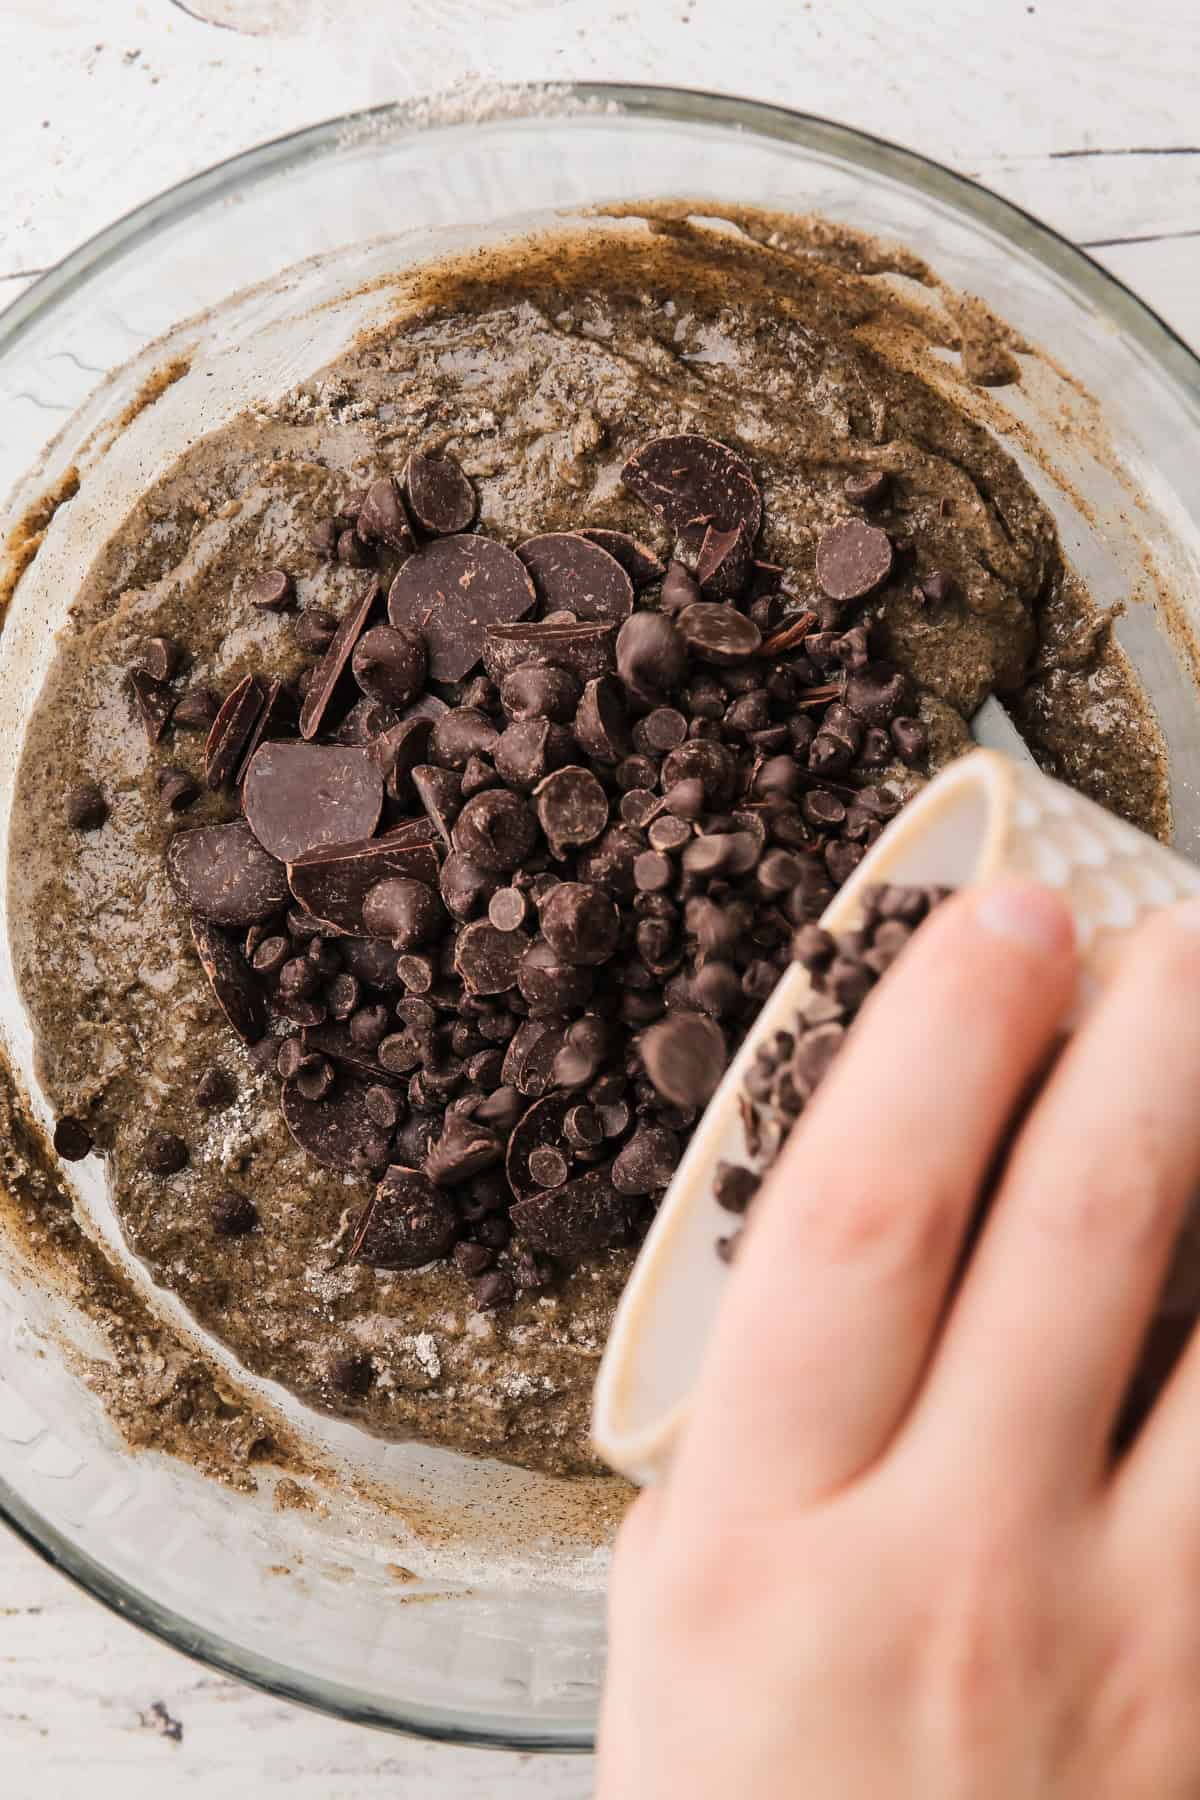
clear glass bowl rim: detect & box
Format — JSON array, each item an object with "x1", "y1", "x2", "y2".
[{"x1": 1, "y1": 81, "x2": 1198, "y2": 1751}]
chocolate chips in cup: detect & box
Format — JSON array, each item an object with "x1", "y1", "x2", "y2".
[{"x1": 129, "y1": 432, "x2": 939, "y2": 1308}]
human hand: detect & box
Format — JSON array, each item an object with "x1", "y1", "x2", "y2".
[{"x1": 599, "y1": 884, "x2": 1200, "y2": 1798}]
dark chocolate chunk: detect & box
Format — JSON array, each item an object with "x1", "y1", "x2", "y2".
[
  {"x1": 453, "y1": 789, "x2": 538, "y2": 872},
  {"x1": 191, "y1": 916, "x2": 268, "y2": 1043},
  {"x1": 510, "y1": 1164, "x2": 630, "y2": 1257},
  {"x1": 356, "y1": 476, "x2": 413, "y2": 552},
  {"x1": 144, "y1": 1131, "x2": 188, "y2": 1176},
  {"x1": 539, "y1": 882, "x2": 619, "y2": 966},
  {"x1": 250, "y1": 569, "x2": 295, "y2": 612},
  {"x1": 66, "y1": 780, "x2": 108, "y2": 831},
  {"x1": 616, "y1": 610, "x2": 687, "y2": 698},
  {"x1": 578, "y1": 528, "x2": 665, "y2": 588},
  {"x1": 361, "y1": 876, "x2": 445, "y2": 947},
  {"x1": 53, "y1": 1116, "x2": 93, "y2": 1161},
  {"x1": 845, "y1": 661, "x2": 909, "y2": 726},
  {"x1": 351, "y1": 624, "x2": 427, "y2": 708},
  {"x1": 350, "y1": 1167, "x2": 457, "y2": 1268},
  {"x1": 172, "y1": 685, "x2": 220, "y2": 730},
  {"x1": 676, "y1": 601, "x2": 762, "y2": 664},
  {"x1": 815, "y1": 520, "x2": 894, "y2": 603},
  {"x1": 517, "y1": 532, "x2": 634, "y2": 623},
  {"x1": 287, "y1": 821, "x2": 439, "y2": 934},
  {"x1": 621, "y1": 434, "x2": 761, "y2": 540},
  {"x1": 281, "y1": 1075, "x2": 394, "y2": 1174},
  {"x1": 294, "y1": 608, "x2": 338, "y2": 654},
  {"x1": 372, "y1": 714, "x2": 436, "y2": 802},
  {"x1": 243, "y1": 741, "x2": 383, "y2": 863},
  {"x1": 167, "y1": 819, "x2": 289, "y2": 926},
  {"x1": 204, "y1": 673, "x2": 267, "y2": 789},
  {"x1": 300, "y1": 580, "x2": 379, "y2": 741},
  {"x1": 695, "y1": 523, "x2": 751, "y2": 600},
  {"x1": 482, "y1": 618, "x2": 618, "y2": 684},
  {"x1": 471, "y1": 1269, "x2": 516, "y2": 1311},
  {"x1": 612, "y1": 1125, "x2": 680, "y2": 1195},
  {"x1": 423, "y1": 1112, "x2": 502, "y2": 1186},
  {"x1": 388, "y1": 536, "x2": 536, "y2": 683},
  {"x1": 403, "y1": 450, "x2": 476, "y2": 536},
  {"x1": 454, "y1": 919, "x2": 530, "y2": 995},
  {"x1": 129, "y1": 668, "x2": 176, "y2": 744},
  {"x1": 642, "y1": 1011, "x2": 727, "y2": 1108}
]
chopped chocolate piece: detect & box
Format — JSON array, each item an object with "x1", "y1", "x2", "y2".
[
  {"x1": 129, "y1": 668, "x2": 175, "y2": 744},
  {"x1": 356, "y1": 476, "x2": 413, "y2": 552},
  {"x1": 191, "y1": 915, "x2": 268, "y2": 1044},
  {"x1": 287, "y1": 821, "x2": 439, "y2": 934},
  {"x1": 281, "y1": 1075, "x2": 394, "y2": 1173},
  {"x1": 714, "y1": 1161, "x2": 760, "y2": 1214},
  {"x1": 361, "y1": 875, "x2": 444, "y2": 948},
  {"x1": 53, "y1": 1115, "x2": 93, "y2": 1161},
  {"x1": 676, "y1": 600, "x2": 762, "y2": 664},
  {"x1": 351, "y1": 1166, "x2": 457, "y2": 1267},
  {"x1": 454, "y1": 919, "x2": 530, "y2": 994},
  {"x1": 540, "y1": 882, "x2": 619, "y2": 966},
  {"x1": 493, "y1": 717, "x2": 570, "y2": 789},
  {"x1": 454, "y1": 1240, "x2": 496, "y2": 1278},
  {"x1": 144, "y1": 1131, "x2": 188, "y2": 1176},
  {"x1": 612, "y1": 1126, "x2": 679, "y2": 1195},
  {"x1": 172, "y1": 685, "x2": 219, "y2": 730},
  {"x1": 511, "y1": 1164, "x2": 631, "y2": 1257},
  {"x1": 534, "y1": 765, "x2": 609, "y2": 857},
  {"x1": 300, "y1": 581, "x2": 380, "y2": 741},
  {"x1": 578, "y1": 528, "x2": 665, "y2": 588},
  {"x1": 519, "y1": 938, "x2": 593, "y2": 1017},
  {"x1": 167, "y1": 819, "x2": 289, "y2": 927},
  {"x1": 387, "y1": 536, "x2": 536, "y2": 683},
  {"x1": 695, "y1": 523, "x2": 751, "y2": 600},
  {"x1": 66, "y1": 780, "x2": 108, "y2": 831},
  {"x1": 403, "y1": 450, "x2": 476, "y2": 536},
  {"x1": 844, "y1": 469, "x2": 890, "y2": 509},
  {"x1": 622, "y1": 434, "x2": 762, "y2": 540},
  {"x1": 243, "y1": 741, "x2": 383, "y2": 863},
  {"x1": 500, "y1": 662, "x2": 581, "y2": 724},
  {"x1": 204, "y1": 673, "x2": 267, "y2": 789},
  {"x1": 815, "y1": 519, "x2": 894, "y2": 603},
  {"x1": 518, "y1": 532, "x2": 635, "y2": 623},
  {"x1": 481, "y1": 618, "x2": 618, "y2": 684},
  {"x1": 471, "y1": 1269, "x2": 515, "y2": 1311},
  {"x1": 410, "y1": 764, "x2": 463, "y2": 848},
  {"x1": 616, "y1": 610, "x2": 687, "y2": 698},
  {"x1": 642, "y1": 1011, "x2": 727, "y2": 1108},
  {"x1": 453, "y1": 788, "x2": 538, "y2": 871},
  {"x1": 140, "y1": 635, "x2": 185, "y2": 683},
  {"x1": 891, "y1": 715, "x2": 929, "y2": 765},
  {"x1": 195, "y1": 1066, "x2": 235, "y2": 1110},
  {"x1": 350, "y1": 623, "x2": 427, "y2": 708},
  {"x1": 439, "y1": 850, "x2": 495, "y2": 921},
  {"x1": 372, "y1": 714, "x2": 436, "y2": 802},
  {"x1": 250, "y1": 569, "x2": 295, "y2": 612},
  {"x1": 294, "y1": 608, "x2": 338, "y2": 654},
  {"x1": 424, "y1": 1111, "x2": 502, "y2": 1185}
]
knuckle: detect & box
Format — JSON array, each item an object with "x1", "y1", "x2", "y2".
[
  {"x1": 1021, "y1": 1129, "x2": 1184, "y2": 1254},
  {"x1": 795, "y1": 1167, "x2": 963, "y2": 1272}
]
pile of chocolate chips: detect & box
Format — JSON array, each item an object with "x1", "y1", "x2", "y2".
[
  {"x1": 68, "y1": 434, "x2": 939, "y2": 1312},
  {"x1": 713, "y1": 883, "x2": 948, "y2": 1260}
]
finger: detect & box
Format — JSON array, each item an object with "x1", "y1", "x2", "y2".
[
  {"x1": 670, "y1": 883, "x2": 1076, "y2": 1517},
  {"x1": 913, "y1": 903, "x2": 1200, "y2": 1510}
]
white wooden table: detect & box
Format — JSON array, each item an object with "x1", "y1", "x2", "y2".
[{"x1": 1, "y1": 2, "x2": 1196, "y2": 1793}]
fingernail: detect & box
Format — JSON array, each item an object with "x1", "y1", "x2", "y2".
[{"x1": 973, "y1": 882, "x2": 1074, "y2": 957}]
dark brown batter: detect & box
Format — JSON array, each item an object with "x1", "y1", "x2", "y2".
[{"x1": 8, "y1": 216, "x2": 1167, "y2": 1477}]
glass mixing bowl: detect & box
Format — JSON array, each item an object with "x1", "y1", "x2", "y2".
[{"x1": 1, "y1": 85, "x2": 1198, "y2": 1751}]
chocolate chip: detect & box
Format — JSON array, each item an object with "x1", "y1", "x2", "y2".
[
  {"x1": 350, "y1": 1166, "x2": 457, "y2": 1268},
  {"x1": 403, "y1": 450, "x2": 476, "y2": 536},
  {"x1": 487, "y1": 887, "x2": 527, "y2": 932},
  {"x1": 251, "y1": 569, "x2": 295, "y2": 612},
  {"x1": 658, "y1": 561, "x2": 700, "y2": 616},
  {"x1": 350, "y1": 624, "x2": 427, "y2": 708},
  {"x1": 294, "y1": 608, "x2": 338, "y2": 654},
  {"x1": 372, "y1": 714, "x2": 436, "y2": 802},
  {"x1": 299, "y1": 580, "x2": 380, "y2": 740},
  {"x1": 360, "y1": 876, "x2": 445, "y2": 948},
  {"x1": 470, "y1": 1269, "x2": 515, "y2": 1311},
  {"x1": 195, "y1": 1066, "x2": 235, "y2": 1110},
  {"x1": 695, "y1": 523, "x2": 751, "y2": 600},
  {"x1": 144, "y1": 1131, "x2": 188, "y2": 1176},
  {"x1": 286, "y1": 820, "x2": 439, "y2": 933},
  {"x1": 356, "y1": 476, "x2": 413, "y2": 552},
  {"x1": 139, "y1": 635, "x2": 185, "y2": 683},
  {"x1": 281, "y1": 1075, "x2": 394, "y2": 1173},
  {"x1": 510, "y1": 1164, "x2": 630, "y2": 1258},
  {"x1": 527, "y1": 1145, "x2": 570, "y2": 1188},
  {"x1": 426, "y1": 708, "x2": 497, "y2": 773},
  {"x1": 53, "y1": 1116, "x2": 93, "y2": 1161},
  {"x1": 690, "y1": 960, "x2": 742, "y2": 1018},
  {"x1": 539, "y1": 882, "x2": 619, "y2": 966},
  {"x1": 616, "y1": 611, "x2": 687, "y2": 698},
  {"x1": 167, "y1": 819, "x2": 289, "y2": 927},
  {"x1": 439, "y1": 850, "x2": 495, "y2": 921},
  {"x1": 66, "y1": 780, "x2": 108, "y2": 831},
  {"x1": 482, "y1": 619, "x2": 618, "y2": 684},
  {"x1": 454, "y1": 919, "x2": 529, "y2": 995},
  {"x1": 349, "y1": 1003, "x2": 392, "y2": 1048},
  {"x1": 500, "y1": 663, "x2": 580, "y2": 725},
  {"x1": 622, "y1": 434, "x2": 762, "y2": 540},
  {"x1": 337, "y1": 528, "x2": 370, "y2": 568},
  {"x1": 518, "y1": 939, "x2": 593, "y2": 1017},
  {"x1": 792, "y1": 1022, "x2": 846, "y2": 1093},
  {"x1": 815, "y1": 519, "x2": 894, "y2": 603},
  {"x1": 362, "y1": 1084, "x2": 402, "y2": 1132},
  {"x1": 453, "y1": 1241, "x2": 496, "y2": 1278},
  {"x1": 310, "y1": 519, "x2": 339, "y2": 558},
  {"x1": 714, "y1": 1162, "x2": 759, "y2": 1213},
  {"x1": 661, "y1": 739, "x2": 737, "y2": 808},
  {"x1": 453, "y1": 788, "x2": 538, "y2": 871},
  {"x1": 891, "y1": 715, "x2": 928, "y2": 765},
  {"x1": 172, "y1": 685, "x2": 220, "y2": 730},
  {"x1": 412, "y1": 764, "x2": 464, "y2": 848},
  {"x1": 578, "y1": 528, "x2": 665, "y2": 588},
  {"x1": 517, "y1": 531, "x2": 635, "y2": 623},
  {"x1": 843, "y1": 470, "x2": 890, "y2": 509},
  {"x1": 491, "y1": 717, "x2": 569, "y2": 789},
  {"x1": 612, "y1": 1126, "x2": 679, "y2": 1195},
  {"x1": 915, "y1": 569, "x2": 956, "y2": 609},
  {"x1": 328, "y1": 1353, "x2": 374, "y2": 1397},
  {"x1": 242, "y1": 741, "x2": 383, "y2": 864},
  {"x1": 642, "y1": 1012, "x2": 726, "y2": 1108},
  {"x1": 676, "y1": 601, "x2": 762, "y2": 664},
  {"x1": 203, "y1": 674, "x2": 267, "y2": 790},
  {"x1": 632, "y1": 850, "x2": 672, "y2": 893},
  {"x1": 325, "y1": 972, "x2": 360, "y2": 1021},
  {"x1": 211, "y1": 1189, "x2": 259, "y2": 1238},
  {"x1": 387, "y1": 536, "x2": 536, "y2": 683},
  {"x1": 129, "y1": 668, "x2": 175, "y2": 744},
  {"x1": 845, "y1": 661, "x2": 908, "y2": 726},
  {"x1": 156, "y1": 765, "x2": 200, "y2": 813},
  {"x1": 527, "y1": 765, "x2": 606, "y2": 861}
]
